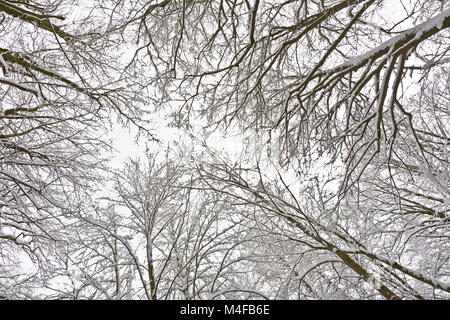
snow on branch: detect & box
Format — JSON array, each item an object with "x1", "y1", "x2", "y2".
[
  {"x1": 322, "y1": 8, "x2": 450, "y2": 76},
  {"x1": 0, "y1": 77, "x2": 39, "y2": 96}
]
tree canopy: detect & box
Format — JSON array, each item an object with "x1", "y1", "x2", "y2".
[{"x1": 0, "y1": 0, "x2": 449, "y2": 300}]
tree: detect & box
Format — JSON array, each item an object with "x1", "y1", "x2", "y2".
[
  {"x1": 1, "y1": 0, "x2": 448, "y2": 300},
  {"x1": 0, "y1": 0, "x2": 150, "y2": 298},
  {"x1": 123, "y1": 0, "x2": 449, "y2": 299},
  {"x1": 194, "y1": 150, "x2": 449, "y2": 299},
  {"x1": 55, "y1": 153, "x2": 267, "y2": 299},
  {"x1": 122, "y1": 0, "x2": 449, "y2": 184}
]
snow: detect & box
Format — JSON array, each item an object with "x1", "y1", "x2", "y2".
[
  {"x1": 326, "y1": 8, "x2": 450, "y2": 74},
  {"x1": 0, "y1": 76, "x2": 39, "y2": 97},
  {"x1": 0, "y1": 53, "x2": 8, "y2": 75},
  {"x1": 437, "y1": 14, "x2": 446, "y2": 29}
]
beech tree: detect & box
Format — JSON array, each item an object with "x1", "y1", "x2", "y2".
[
  {"x1": 128, "y1": 0, "x2": 448, "y2": 299},
  {"x1": 0, "y1": 0, "x2": 150, "y2": 298},
  {"x1": 55, "y1": 154, "x2": 267, "y2": 300},
  {"x1": 1, "y1": 0, "x2": 448, "y2": 300},
  {"x1": 122, "y1": 0, "x2": 449, "y2": 184},
  {"x1": 193, "y1": 147, "x2": 449, "y2": 299}
]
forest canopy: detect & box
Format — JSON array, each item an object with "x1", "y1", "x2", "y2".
[{"x1": 0, "y1": 0, "x2": 449, "y2": 300}]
